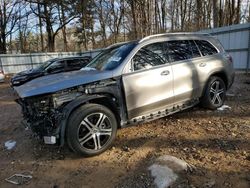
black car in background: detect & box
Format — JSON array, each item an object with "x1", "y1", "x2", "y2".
[{"x1": 11, "y1": 56, "x2": 91, "y2": 86}]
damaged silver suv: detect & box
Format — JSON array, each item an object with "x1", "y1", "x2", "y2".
[{"x1": 14, "y1": 33, "x2": 234, "y2": 156}]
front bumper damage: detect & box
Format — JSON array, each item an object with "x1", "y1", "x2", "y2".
[
  {"x1": 17, "y1": 94, "x2": 66, "y2": 145},
  {"x1": 14, "y1": 78, "x2": 124, "y2": 146},
  {"x1": 20, "y1": 119, "x2": 57, "y2": 144}
]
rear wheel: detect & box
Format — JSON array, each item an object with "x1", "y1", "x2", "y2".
[
  {"x1": 201, "y1": 76, "x2": 226, "y2": 110},
  {"x1": 66, "y1": 104, "x2": 117, "y2": 156}
]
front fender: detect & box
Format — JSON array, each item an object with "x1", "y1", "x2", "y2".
[{"x1": 59, "y1": 94, "x2": 105, "y2": 146}]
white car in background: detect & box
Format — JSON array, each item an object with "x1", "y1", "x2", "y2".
[{"x1": 0, "y1": 69, "x2": 5, "y2": 82}]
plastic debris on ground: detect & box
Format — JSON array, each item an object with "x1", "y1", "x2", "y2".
[
  {"x1": 148, "y1": 155, "x2": 195, "y2": 188},
  {"x1": 217, "y1": 105, "x2": 231, "y2": 111},
  {"x1": 4, "y1": 140, "x2": 16, "y2": 150},
  {"x1": 5, "y1": 174, "x2": 32, "y2": 185}
]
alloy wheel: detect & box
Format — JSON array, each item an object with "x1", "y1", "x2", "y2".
[
  {"x1": 77, "y1": 113, "x2": 112, "y2": 150},
  {"x1": 209, "y1": 80, "x2": 224, "y2": 106}
]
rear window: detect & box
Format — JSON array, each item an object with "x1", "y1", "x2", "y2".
[{"x1": 194, "y1": 40, "x2": 218, "y2": 56}]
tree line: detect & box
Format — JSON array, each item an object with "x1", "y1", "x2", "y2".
[{"x1": 0, "y1": 0, "x2": 249, "y2": 54}]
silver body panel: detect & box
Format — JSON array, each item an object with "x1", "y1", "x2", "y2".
[
  {"x1": 122, "y1": 64, "x2": 174, "y2": 119},
  {"x1": 121, "y1": 35, "x2": 234, "y2": 120}
]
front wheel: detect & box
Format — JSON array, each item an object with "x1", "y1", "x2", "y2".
[
  {"x1": 66, "y1": 103, "x2": 117, "y2": 156},
  {"x1": 201, "y1": 76, "x2": 226, "y2": 110}
]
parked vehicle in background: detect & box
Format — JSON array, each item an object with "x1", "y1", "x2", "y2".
[
  {"x1": 14, "y1": 33, "x2": 234, "y2": 156},
  {"x1": 0, "y1": 69, "x2": 4, "y2": 83},
  {"x1": 11, "y1": 56, "x2": 91, "y2": 86}
]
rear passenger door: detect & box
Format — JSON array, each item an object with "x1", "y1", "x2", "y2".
[
  {"x1": 122, "y1": 42, "x2": 174, "y2": 119},
  {"x1": 191, "y1": 40, "x2": 220, "y2": 96},
  {"x1": 167, "y1": 40, "x2": 201, "y2": 104}
]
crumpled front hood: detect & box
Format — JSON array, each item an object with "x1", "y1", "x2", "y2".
[{"x1": 14, "y1": 70, "x2": 113, "y2": 98}]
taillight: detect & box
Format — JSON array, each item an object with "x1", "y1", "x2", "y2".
[
  {"x1": 228, "y1": 55, "x2": 233, "y2": 63},
  {"x1": 225, "y1": 53, "x2": 233, "y2": 64}
]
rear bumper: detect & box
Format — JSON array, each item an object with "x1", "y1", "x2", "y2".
[
  {"x1": 227, "y1": 71, "x2": 235, "y2": 89},
  {"x1": 0, "y1": 74, "x2": 4, "y2": 82}
]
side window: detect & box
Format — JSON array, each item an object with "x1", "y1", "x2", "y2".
[
  {"x1": 46, "y1": 60, "x2": 65, "y2": 73},
  {"x1": 167, "y1": 40, "x2": 192, "y2": 62},
  {"x1": 132, "y1": 43, "x2": 166, "y2": 71},
  {"x1": 189, "y1": 40, "x2": 201, "y2": 58},
  {"x1": 80, "y1": 58, "x2": 90, "y2": 66},
  {"x1": 66, "y1": 59, "x2": 82, "y2": 70},
  {"x1": 195, "y1": 40, "x2": 218, "y2": 56}
]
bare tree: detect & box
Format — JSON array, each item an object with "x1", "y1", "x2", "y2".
[
  {"x1": 57, "y1": 2, "x2": 68, "y2": 51},
  {"x1": 17, "y1": 2, "x2": 30, "y2": 53},
  {"x1": 95, "y1": 0, "x2": 108, "y2": 46},
  {"x1": 37, "y1": 0, "x2": 44, "y2": 51},
  {"x1": 4, "y1": 0, "x2": 249, "y2": 53},
  {"x1": 107, "y1": 0, "x2": 124, "y2": 43},
  {"x1": 28, "y1": 0, "x2": 76, "y2": 52},
  {"x1": 75, "y1": 0, "x2": 95, "y2": 50},
  {"x1": 0, "y1": 0, "x2": 21, "y2": 53}
]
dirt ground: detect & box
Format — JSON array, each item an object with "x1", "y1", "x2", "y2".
[{"x1": 0, "y1": 73, "x2": 249, "y2": 188}]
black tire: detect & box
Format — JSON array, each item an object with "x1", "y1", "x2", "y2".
[
  {"x1": 201, "y1": 76, "x2": 226, "y2": 110},
  {"x1": 66, "y1": 103, "x2": 117, "y2": 156}
]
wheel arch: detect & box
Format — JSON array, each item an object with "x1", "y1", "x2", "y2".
[
  {"x1": 59, "y1": 94, "x2": 121, "y2": 146},
  {"x1": 201, "y1": 70, "x2": 228, "y2": 98},
  {"x1": 209, "y1": 71, "x2": 228, "y2": 89},
  {"x1": 88, "y1": 97, "x2": 121, "y2": 126}
]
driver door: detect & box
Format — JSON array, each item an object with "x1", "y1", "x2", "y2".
[{"x1": 122, "y1": 42, "x2": 174, "y2": 119}]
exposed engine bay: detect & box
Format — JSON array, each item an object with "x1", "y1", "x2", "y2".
[{"x1": 16, "y1": 78, "x2": 125, "y2": 144}]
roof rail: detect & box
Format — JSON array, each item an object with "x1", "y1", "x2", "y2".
[
  {"x1": 139, "y1": 32, "x2": 211, "y2": 43},
  {"x1": 105, "y1": 41, "x2": 130, "y2": 49}
]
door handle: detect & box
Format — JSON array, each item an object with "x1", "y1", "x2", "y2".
[
  {"x1": 161, "y1": 70, "x2": 170, "y2": 76},
  {"x1": 199, "y1": 62, "x2": 207, "y2": 67}
]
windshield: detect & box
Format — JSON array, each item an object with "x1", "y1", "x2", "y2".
[{"x1": 86, "y1": 42, "x2": 137, "y2": 71}]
